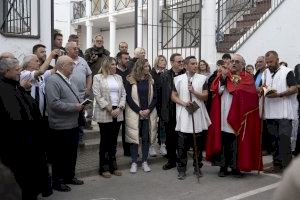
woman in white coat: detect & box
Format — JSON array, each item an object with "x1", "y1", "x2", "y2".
[{"x1": 92, "y1": 57, "x2": 126, "y2": 178}]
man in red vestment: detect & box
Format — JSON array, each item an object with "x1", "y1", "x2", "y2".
[{"x1": 206, "y1": 54, "x2": 262, "y2": 178}]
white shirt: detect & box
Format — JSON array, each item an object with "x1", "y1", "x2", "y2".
[
  {"x1": 107, "y1": 75, "x2": 119, "y2": 106},
  {"x1": 20, "y1": 69, "x2": 52, "y2": 116}
]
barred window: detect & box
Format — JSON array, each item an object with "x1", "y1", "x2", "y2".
[{"x1": 0, "y1": 0, "x2": 40, "y2": 38}]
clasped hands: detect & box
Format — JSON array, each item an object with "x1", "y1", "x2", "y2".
[{"x1": 139, "y1": 109, "x2": 150, "y2": 119}]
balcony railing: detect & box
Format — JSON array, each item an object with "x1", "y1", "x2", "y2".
[
  {"x1": 0, "y1": 0, "x2": 40, "y2": 38},
  {"x1": 73, "y1": 0, "x2": 86, "y2": 19},
  {"x1": 72, "y1": 0, "x2": 148, "y2": 20}
]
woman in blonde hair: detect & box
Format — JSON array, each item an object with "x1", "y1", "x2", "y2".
[
  {"x1": 198, "y1": 59, "x2": 210, "y2": 76},
  {"x1": 92, "y1": 57, "x2": 126, "y2": 178},
  {"x1": 125, "y1": 58, "x2": 158, "y2": 173},
  {"x1": 149, "y1": 55, "x2": 167, "y2": 156}
]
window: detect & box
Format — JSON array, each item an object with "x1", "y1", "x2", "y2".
[{"x1": 0, "y1": 0, "x2": 40, "y2": 38}]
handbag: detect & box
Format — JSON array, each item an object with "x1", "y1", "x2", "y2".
[{"x1": 55, "y1": 73, "x2": 86, "y2": 126}]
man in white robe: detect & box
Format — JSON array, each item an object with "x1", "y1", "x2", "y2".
[{"x1": 171, "y1": 56, "x2": 211, "y2": 180}]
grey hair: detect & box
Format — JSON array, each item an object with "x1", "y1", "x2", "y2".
[
  {"x1": 0, "y1": 52, "x2": 15, "y2": 61},
  {"x1": 0, "y1": 57, "x2": 19, "y2": 74},
  {"x1": 65, "y1": 41, "x2": 76, "y2": 53},
  {"x1": 134, "y1": 47, "x2": 145, "y2": 57},
  {"x1": 21, "y1": 54, "x2": 37, "y2": 69},
  {"x1": 234, "y1": 53, "x2": 246, "y2": 66}
]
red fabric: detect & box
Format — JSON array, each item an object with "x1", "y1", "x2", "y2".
[{"x1": 206, "y1": 71, "x2": 263, "y2": 171}]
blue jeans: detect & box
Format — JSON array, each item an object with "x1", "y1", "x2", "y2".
[{"x1": 130, "y1": 119, "x2": 150, "y2": 163}]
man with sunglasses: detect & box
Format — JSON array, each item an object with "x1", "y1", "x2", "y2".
[
  {"x1": 160, "y1": 53, "x2": 186, "y2": 170},
  {"x1": 206, "y1": 54, "x2": 262, "y2": 178}
]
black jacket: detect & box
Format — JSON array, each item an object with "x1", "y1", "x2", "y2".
[{"x1": 160, "y1": 68, "x2": 185, "y2": 122}]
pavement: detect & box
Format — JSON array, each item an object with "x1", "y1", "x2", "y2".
[{"x1": 42, "y1": 123, "x2": 281, "y2": 200}]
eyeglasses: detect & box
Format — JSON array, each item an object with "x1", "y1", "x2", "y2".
[
  {"x1": 230, "y1": 60, "x2": 241, "y2": 64},
  {"x1": 174, "y1": 60, "x2": 183, "y2": 63}
]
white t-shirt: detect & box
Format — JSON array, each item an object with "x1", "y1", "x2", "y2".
[{"x1": 107, "y1": 75, "x2": 119, "y2": 106}]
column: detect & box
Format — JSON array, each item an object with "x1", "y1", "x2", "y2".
[
  {"x1": 109, "y1": 16, "x2": 117, "y2": 57},
  {"x1": 109, "y1": 0, "x2": 116, "y2": 56},
  {"x1": 85, "y1": 0, "x2": 93, "y2": 49},
  {"x1": 147, "y1": 0, "x2": 158, "y2": 64},
  {"x1": 201, "y1": 0, "x2": 217, "y2": 71},
  {"x1": 86, "y1": 20, "x2": 93, "y2": 49},
  {"x1": 137, "y1": 0, "x2": 143, "y2": 47}
]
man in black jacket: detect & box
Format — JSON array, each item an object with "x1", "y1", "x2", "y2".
[
  {"x1": 0, "y1": 56, "x2": 50, "y2": 200},
  {"x1": 160, "y1": 53, "x2": 185, "y2": 170}
]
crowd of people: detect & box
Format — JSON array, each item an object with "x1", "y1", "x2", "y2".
[{"x1": 1, "y1": 32, "x2": 300, "y2": 200}]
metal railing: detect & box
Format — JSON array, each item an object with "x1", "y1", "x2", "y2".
[
  {"x1": 0, "y1": 0, "x2": 40, "y2": 38},
  {"x1": 216, "y1": 0, "x2": 284, "y2": 52},
  {"x1": 72, "y1": 0, "x2": 149, "y2": 19},
  {"x1": 73, "y1": 0, "x2": 86, "y2": 19},
  {"x1": 115, "y1": 0, "x2": 134, "y2": 11},
  {"x1": 161, "y1": 0, "x2": 201, "y2": 49},
  {"x1": 230, "y1": 0, "x2": 285, "y2": 51}
]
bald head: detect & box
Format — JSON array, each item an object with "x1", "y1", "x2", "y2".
[
  {"x1": 56, "y1": 55, "x2": 74, "y2": 78},
  {"x1": 0, "y1": 52, "x2": 15, "y2": 61}
]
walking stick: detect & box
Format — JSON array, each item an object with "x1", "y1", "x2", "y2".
[
  {"x1": 188, "y1": 76, "x2": 200, "y2": 183},
  {"x1": 258, "y1": 70, "x2": 267, "y2": 175}
]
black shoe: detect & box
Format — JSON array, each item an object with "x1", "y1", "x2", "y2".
[
  {"x1": 65, "y1": 178, "x2": 84, "y2": 185},
  {"x1": 218, "y1": 167, "x2": 228, "y2": 177},
  {"x1": 162, "y1": 162, "x2": 176, "y2": 170},
  {"x1": 194, "y1": 168, "x2": 203, "y2": 177},
  {"x1": 177, "y1": 172, "x2": 186, "y2": 180},
  {"x1": 232, "y1": 169, "x2": 244, "y2": 178},
  {"x1": 53, "y1": 183, "x2": 71, "y2": 192}
]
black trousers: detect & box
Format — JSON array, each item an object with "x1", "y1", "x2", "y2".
[
  {"x1": 98, "y1": 119, "x2": 122, "y2": 173},
  {"x1": 266, "y1": 119, "x2": 292, "y2": 168},
  {"x1": 50, "y1": 127, "x2": 79, "y2": 184},
  {"x1": 177, "y1": 132, "x2": 204, "y2": 172},
  {"x1": 262, "y1": 120, "x2": 272, "y2": 153},
  {"x1": 164, "y1": 118, "x2": 177, "y2": 164},
  {"x1": 219, "y1": 132, "x2": 238, "y2": 169}
]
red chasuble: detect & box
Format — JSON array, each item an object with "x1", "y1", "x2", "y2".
[{"x1": 206, "y1": 71, "x2": 263, "y2": 171}]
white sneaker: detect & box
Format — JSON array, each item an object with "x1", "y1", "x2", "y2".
[
  {"x1": 142, "y1": 161, "x2": 151, "y2": 172},
  {"x1": 160, "y1": 144, "x2": 167, "y2": 156},
  {"x1": 149, "y1": 145, "x2": 157, "y2": 157},
  {"x1": 130, "y1": 162, "x2": 137, "y2": 174}
]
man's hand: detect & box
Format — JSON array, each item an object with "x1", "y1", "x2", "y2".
[
  {"x1": 51, "y1": 49, "x2": 60, "y2": 59},
  {"x1": 220, "y1": 65, "x2": 229, "y2": 77},
  {"x1": 266, "y1": 90, "x2": 279, "y2": 98},
  {"x1": 182, "y1": 101, "x2": 192, "y2": 107},
  {"x1": 20, "y1": 79, "x2": 32, "y2": 90},
  {"x1": 91, "y1": 54, "x2": 98, "y2": 62},
  {"x1": 188, "y1": 84, "x2": 195, "y2": 94},
  {"x1": 75, "y1": 103, "x2": 84, "y2": 112},
  {"x1": 85, "y1": 89, "x2": 92, "y2": 98}
]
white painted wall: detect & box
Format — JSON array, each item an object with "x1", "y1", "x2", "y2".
[
  {"x1": 79, "y1": 27, "x2": 135, "y2": 58},
  {"x1": 0, "y1": 0, "x2": 52, "y2": 60},
  {"x1": 54, "y1": 0, "x2": 72, "y2": 46},
  {"x1": 237, "y1": 0, "x2": 300, "y2": 68}
]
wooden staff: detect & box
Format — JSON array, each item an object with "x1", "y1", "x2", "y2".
[{"x1": 188, "y1": 76, "x2": 200, "y2": 183}]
